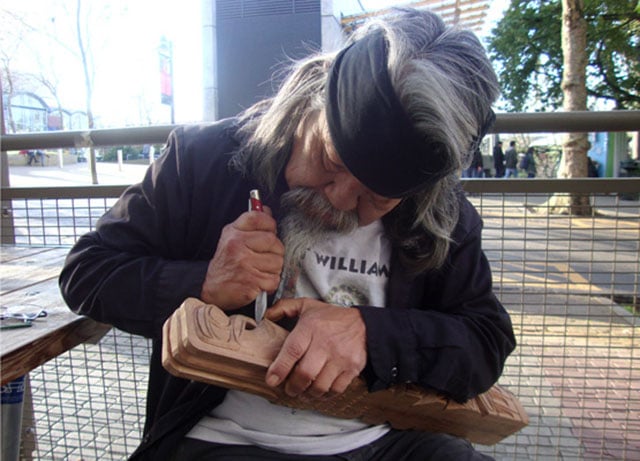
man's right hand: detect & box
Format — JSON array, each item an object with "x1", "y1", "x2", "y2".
[{"x1": 200, "y1": 208, "x2": 284, "y2": 310}]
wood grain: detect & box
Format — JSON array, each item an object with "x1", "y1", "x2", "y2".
[
  {"x1": 162, "y1": 298, "x2": 529, "y2": 445},
  {"x1": 0, "y1": 246, "x2": 111, "y2": 385}
]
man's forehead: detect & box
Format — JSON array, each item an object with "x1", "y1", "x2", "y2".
[{"x1": 318, "y1": 115, "x2": 342, "y2": 163}]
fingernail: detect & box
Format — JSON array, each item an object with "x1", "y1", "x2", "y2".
[{"x1": 266, "y1": 374, "x2": 280, "y2": 387}]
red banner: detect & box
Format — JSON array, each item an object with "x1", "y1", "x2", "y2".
[{"x1": 159, "y1": 37, "x2": 173, "y2": 105}]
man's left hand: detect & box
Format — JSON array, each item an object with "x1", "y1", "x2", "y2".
[{"x1": 264, "y1": 298, "x2": 367, "y2": 399}]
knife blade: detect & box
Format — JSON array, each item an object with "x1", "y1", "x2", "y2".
[{"x1": 249, "y1": 189, "x2": 268, "y2": 323}]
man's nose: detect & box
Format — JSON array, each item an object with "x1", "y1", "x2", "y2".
[{"x1": 323, "y1": 172, "x2": 364, "y2": 211}]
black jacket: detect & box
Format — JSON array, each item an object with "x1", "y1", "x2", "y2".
[
  {"x1": 493, "y1": 145, "x2": 505, "y2": 169},
  {"x1": 59, "y1": 119, "x2": 516, "y2": 460}
]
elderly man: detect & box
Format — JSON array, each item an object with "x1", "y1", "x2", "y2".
[{"x1": 60, "y1": 8, "x2": 515, "y2": 461}]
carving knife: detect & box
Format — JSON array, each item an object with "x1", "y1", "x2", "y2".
[{"x1": 249, "y1": 189, "x2": 268, "y2": 323}]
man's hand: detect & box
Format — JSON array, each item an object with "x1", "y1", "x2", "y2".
[
  {"x1": 200, "y1": 208, "x2": 284, "y2": 310},
  {"x1": 265, "y1": 298, "x2": 367, "y2": 399}
]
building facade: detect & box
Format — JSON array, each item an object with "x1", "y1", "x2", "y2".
[{"x1": 203, "y1": 0, "x2": 343, "y2": 121}]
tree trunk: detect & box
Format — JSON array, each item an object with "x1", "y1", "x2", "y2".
[
  {"x1": 2, "y1": 66, "x2": 17, "y2": 133},
  {"x1": 76, "y1": 0, "x2": 98, "y2": 185},
  {"x1": 549, "y1": 0, "x2": 592, "y2": 215},
  {"x1": 1, "y1": 74, "x2": 16, "y2": 244}
]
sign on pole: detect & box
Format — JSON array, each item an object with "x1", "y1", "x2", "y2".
[{"x1": 159, "y1": 36, "x2": 175, "y2": 123}]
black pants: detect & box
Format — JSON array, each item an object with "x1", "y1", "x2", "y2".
[{"x1": 168, "y1": 430, "x2": 493, "y2": 461}]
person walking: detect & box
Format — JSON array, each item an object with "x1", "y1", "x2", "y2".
[
  {"x1": 492, "y1": 141, "x2": 505, "y2": 178},
  {"x1": 462, "y1": 147, "x2": 484, "y2": 178},
  {"x1": 504, "y1": 141, "x2": 518, "y2": 178},
  {"x1": 520, "y1": 147, "x2": 537, "y2": 178}
]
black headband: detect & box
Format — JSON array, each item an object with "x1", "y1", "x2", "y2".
[{"x1": 325, "y1": 31, "x2": 494, "y2": 198}]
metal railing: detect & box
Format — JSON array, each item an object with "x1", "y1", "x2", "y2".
[
  {"x1": 2, "y1": 111, "x2": 640, "y2": 460},
  {"x1": 3, "y1": 112, "x2": 640, "y2": 152}
]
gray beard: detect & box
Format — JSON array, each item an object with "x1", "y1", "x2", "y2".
[{"x1": 279, "y1": 188, "x2": 359, "y2": 271}]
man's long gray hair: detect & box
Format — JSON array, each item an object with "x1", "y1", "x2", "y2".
[{"x1": 231, "y1": 8, "x2": 499, "y2": 273}]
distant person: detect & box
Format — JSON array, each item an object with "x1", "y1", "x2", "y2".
[
  {"x1": 35, "y1": 150, "x2": 46, "y2": 165},
  {"x1": 492, "y1": 141, "x2": 505, "y2": 178},
  {"x1": 587, "y1": 157, "x2": 599, "y2": 177},
  {"x1": 27, "y1": 150, "x2": 37, "y2": 166},
  {"x1": 504, "y1": 141, "x2": 518, "y2": 178},
  {"x1": 462, "y1": 147, "x2": 484, "y2": 178},
  {"x1": 520, "y1": 147, "x2": 536, "y2": 178}
]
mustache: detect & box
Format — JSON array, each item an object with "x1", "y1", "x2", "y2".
[
  {"x1": 279, "y1": 188, "x2": 358, "y2": 233},
  {"x1": 278, "y1": 188, "x2": 358, "y2": 274}
]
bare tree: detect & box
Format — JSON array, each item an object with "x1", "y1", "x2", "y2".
[
  {"x1": 75, "y1": 0, "x2": 98, "y2": 184},
  {"x1": 1, "y1": 58, "x2": 19, "y2": 134},
  {"x1": 2, "y1": 0, "x2": 128, "y2": 184},
  {"x1": 548, "y1": 0, "x2": 593, "y2": 215},
  {"x1": 0, "y1": 10, "x2": 27, "y2": 134},
  {"x1": 31, "y1": 72, "x2": 65, "y2": 130}
]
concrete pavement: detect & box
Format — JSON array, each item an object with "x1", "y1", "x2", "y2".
[{"x1": 8, "y1": 161, "x2": 150, "y2": 188}]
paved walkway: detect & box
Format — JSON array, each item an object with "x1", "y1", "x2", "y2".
[
  {"x1": 479, "y1": 292, "x2": 640, "y2": 460},
  {"x1": 8, "y1": 161, "x2": 150, "y2": 187}
]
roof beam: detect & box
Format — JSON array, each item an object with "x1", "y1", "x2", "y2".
[{"x1": 341, "y1": 0, "x2": 491, "y2": 32}]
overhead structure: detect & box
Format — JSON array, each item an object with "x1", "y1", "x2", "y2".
[{"x1": 341, "y1": 0, "x2": 492, "y2": 34}]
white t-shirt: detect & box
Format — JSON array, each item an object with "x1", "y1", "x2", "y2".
[{"x1": 186, "y1": 220, "x2": 392, "y2": 455}]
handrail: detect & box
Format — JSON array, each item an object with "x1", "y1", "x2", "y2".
[
  {"x1": 1, "y1": 185, "x2": 130, "y2": 198},
  {"x1": 2, "y1": 111, "x2": 640, "y2": 151},
  {"x1": 1, "y1": 124, "x2": 177, "y2": 151},
  {"x1": 2, "y1": 178, "x2": 639, "y2": 197},
  {"x1": 495, "y1": 110, "x2": 640, "y2": 133},
  {"x1": 462, "y1": 177, "x2": 640, "y2": 193}
]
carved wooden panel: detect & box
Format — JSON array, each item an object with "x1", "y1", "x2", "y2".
[{"x1": 162, "y1": 298, "x2": 528, "y2": 445}]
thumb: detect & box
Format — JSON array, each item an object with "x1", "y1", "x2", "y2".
[
  {"x1": 265, "y1": 323, "x2": 311, "y2": 387},
  {"x1": 265, "y1": 297, "x2": 305, "y2": 322}
]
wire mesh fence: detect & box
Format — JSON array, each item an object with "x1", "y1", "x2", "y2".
[
  {"x1": 23, "y1": 329, "x2": 151, "y2": 460},
  {"x1": 2, "y1": 181, "x2": 639, "y2": 460},
  {"x1": 6, "y1": 197, "x2": 118, "y2": 246},
  {"x1": 468, "y1": 190, "x2": 639, "y2": 460}
]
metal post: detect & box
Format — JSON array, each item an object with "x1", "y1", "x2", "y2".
[
  {"x1": 1, "y1": 375, "x2": 26, "y2": 461},
  {"x1": 117, "y1": 149, "x2": 123, "y2": 171},
  {"x1": 1, "y1": 74, "x2": 17, "y2": 244}
]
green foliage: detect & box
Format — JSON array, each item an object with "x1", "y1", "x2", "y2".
[
  {"x1": 103, "y1": 145, "x2": 142, "y2": 162},
  {"x1": 489, "y1": 0, "x2": 640, "y2": 111},
  {"x1": 588, "y1": 0, "x2": 640, "y2": 108}
]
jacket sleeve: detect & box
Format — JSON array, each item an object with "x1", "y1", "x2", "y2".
[
  {"x1": 357, "y1": 200, "x2": 516, "y2": 402},
  {"x1": 59, "y1": 128, "x2": 210, "y2": 339}
]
